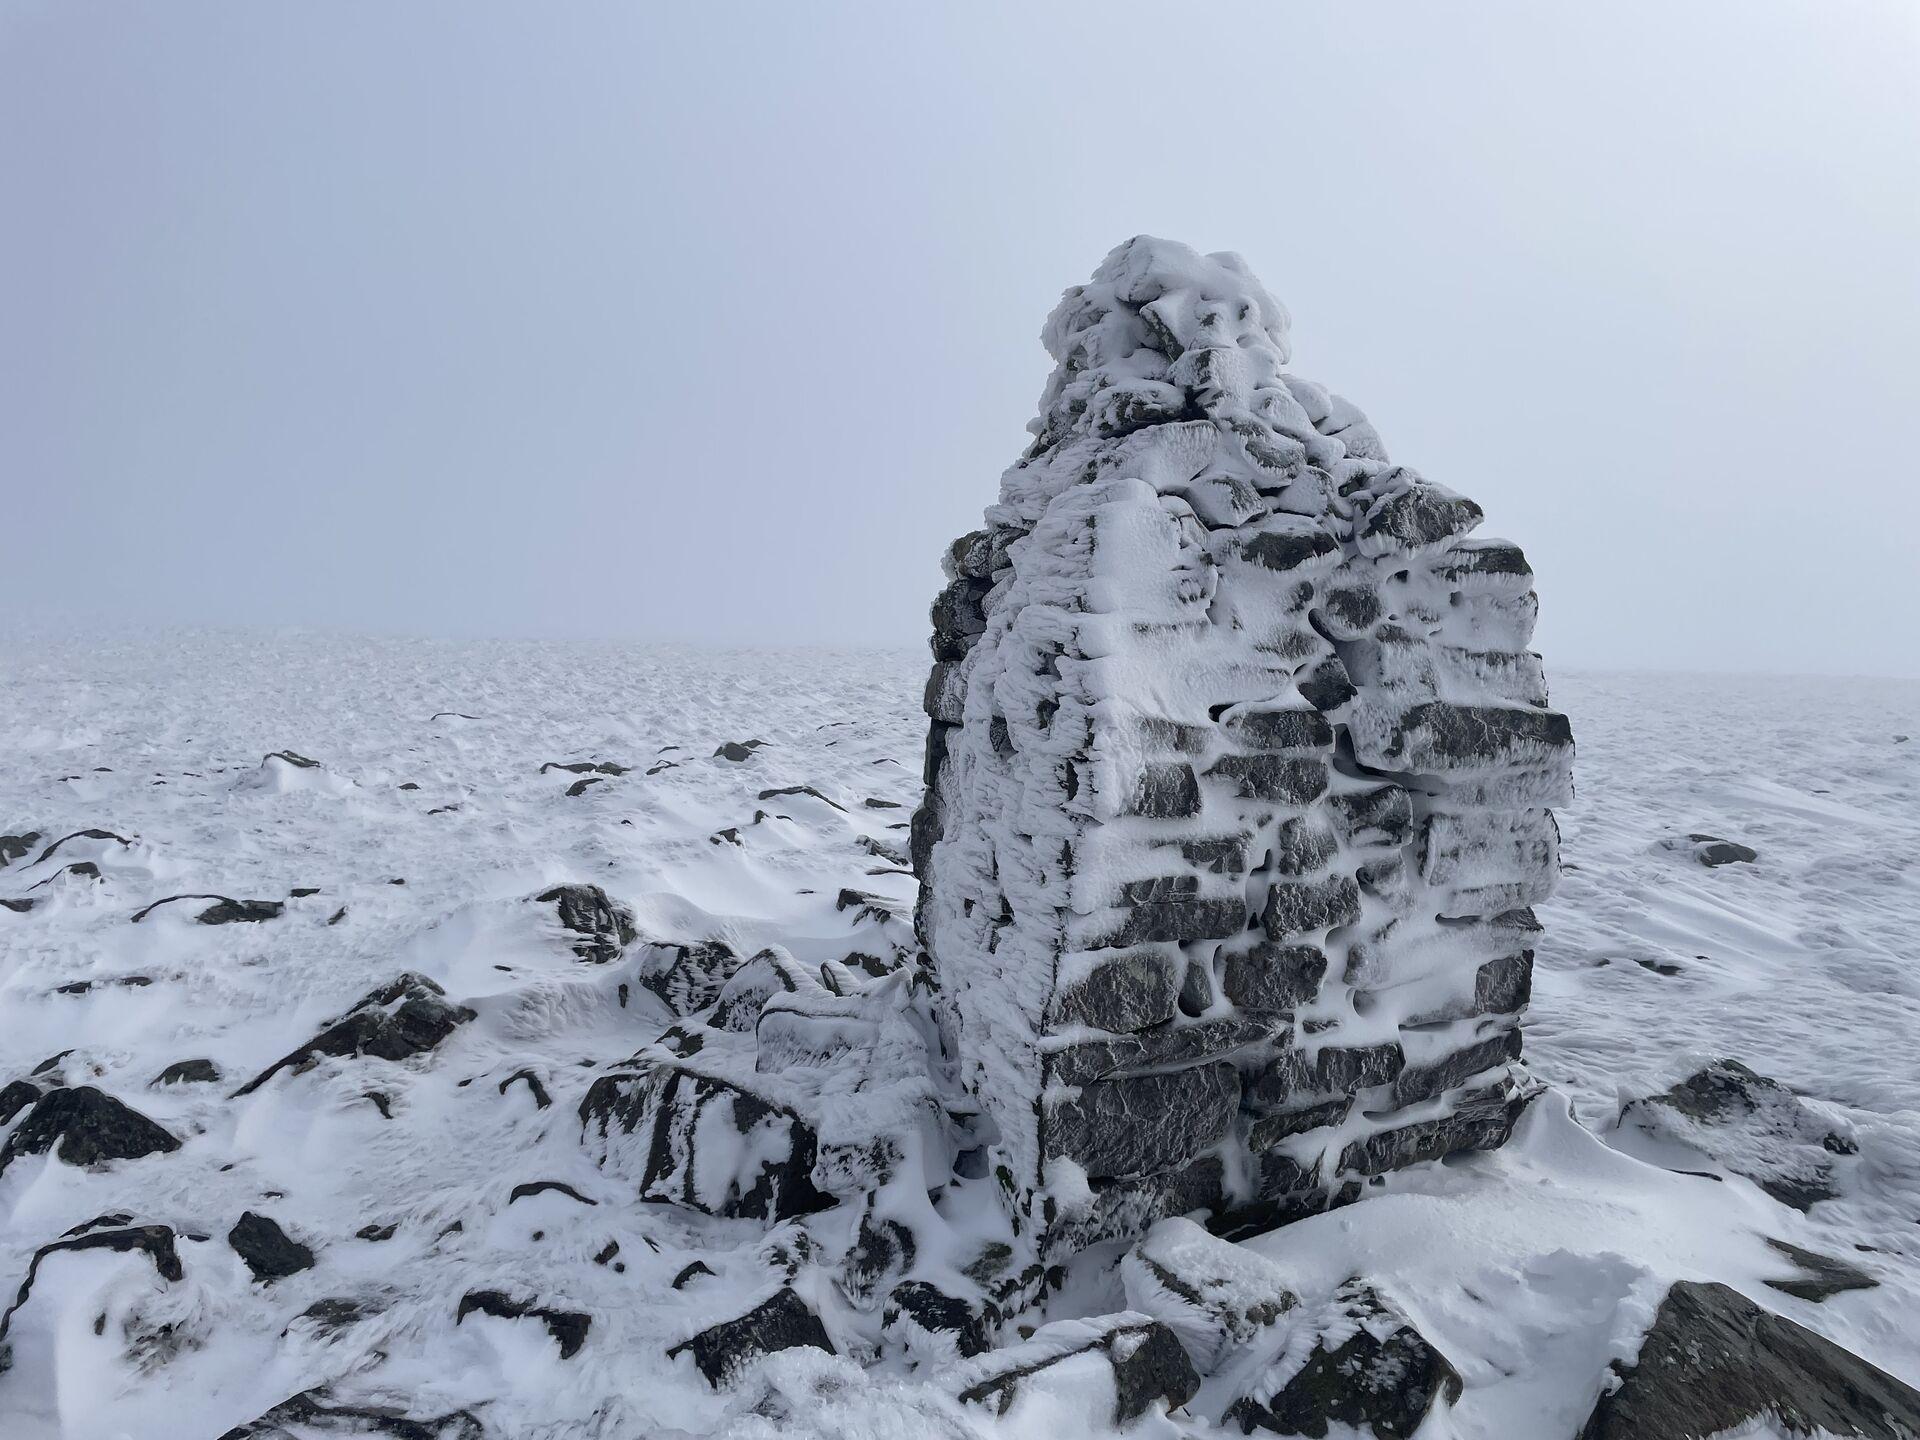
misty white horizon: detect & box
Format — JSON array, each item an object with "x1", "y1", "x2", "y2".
[{"x1": 4, "y1": 2, "x2": 1916, "y2": 677}]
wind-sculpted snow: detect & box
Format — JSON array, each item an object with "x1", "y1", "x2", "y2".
[
  {"x1": 0, "y1": 623, "x2": 1917, "y2": 1437},
  {"x1": 914, "y1": 237, "x2": 1574, "y2": 1254}
]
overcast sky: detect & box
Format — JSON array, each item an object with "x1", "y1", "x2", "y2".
[{"x1": 4, "y1": 2, "x2": 1916, "y2": 675}]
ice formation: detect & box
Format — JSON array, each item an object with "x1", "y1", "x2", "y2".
[{"x1": 912, "y1": 236, "x2": 1575, "y2": 1255}]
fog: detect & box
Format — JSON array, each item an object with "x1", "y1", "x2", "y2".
[{"x1": 4, "y1": 1, "x2": 1916, "y2": 674}]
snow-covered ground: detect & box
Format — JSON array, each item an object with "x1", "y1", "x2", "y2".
[{"x1": 1, "y1": 625, "x2": 1915, "y2": 1439}]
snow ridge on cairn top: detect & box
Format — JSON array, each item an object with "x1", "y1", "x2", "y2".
[{"x1": 998, "y1": 235, "x2": 1395, "y2": 530}]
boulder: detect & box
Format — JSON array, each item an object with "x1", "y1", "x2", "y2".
[
  {"x1": 0, "y1": 1086, "x2": 180, "y2": 1176},
  {"x1": 1224, "y1": 1281, "x2": 1461, "y2": 1438},
  {"x1": 455, "y1": 1289, "x2": 590, "y2": 1359},
  {"x1": 534, "y1": 883, "x2": 637, "y2": 964},
  {"x1": 1620, "y1": 1058, "x2": 1855, "y2": 1210},
  {"x1": 218, "y1": 1391, "x2": 485, "y2": 1439},
  {"x1": 233, "y1": 974, "x2": 476, "y2": 1097},
  {"x1": 152, "y1": 1059, "x2": 221, "y2": 1086},
  {"x1": 1119, "y1": 1218, "x2": 1296, "y2": 1373},
  {"x1": 228, "y1": 1212, "x2": 315, "y2": 1283},
  {"x1": 1578, "y1": 1279, "x2": 1920, "y2": 1439},
  {"x1": 579, "y1": 1060, "x2": 828, "y2": 1221},
  {"x1": 882, "y1": 1281, "x2": 998, "y2": 1361},
  {"x1": 954, "y1": 1314, "x2": 1199, "y2": 1427},
  {"x1": 667, "y1": 1287, "x2": 834, "y2": 1388}
]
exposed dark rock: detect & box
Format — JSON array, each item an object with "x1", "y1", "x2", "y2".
[
  {"x1": 714, "y1": 740, "x2": 766, "y2": 762},
  {"x1": 0, "y1": 1224, "x2": 183, "y2": 1349},
  {"x1": 31, "y1": 829, "x2": 129, "y2": 866},
  {"x1": 580, "y1": 1063, "x2": 829, "y2": 1220},
  {"x1": 1393, "y1": 1028, "x2": 1522, "y2": 1106},
  {"x1": 1621, "y1": 1058, "x2": 1854, "y2": 1210},
  {"x1": 672, "y1": 1261, "x2": 715, "y2": 1289},
  {"x1": 456, "y1": 1289, "x2": 590, "y2": 1359},
  {"x1": 1124, "y1": 762, "x2": 1202, "y2": 819},
  {"x1": 0, "y1": 1079, "x2": 42, "y2": 1123},
  {"x1": 229, "y1": 1211, "x2": 315, "y2": 1282},
  {"x1": 233, "y1": 974, "x2": 476, "y2": 1097},
  {"x1": 1221, "y1": 943, "x2": 1327, "y2": 1013},
  {"x1": 497, "y1": 1068, "x2": 552, "y2": 1109},
  {"x1": 0, "y1": 831, "x2": 41, "y2": 868},
  {"x1": 289, "y1": 887, "x2": 320, "y2": 897},
  {"x1": 153, "y1": 1058, "x2": 221, "y2": 1086},
  {"x1": 218, "y1": 1389, "x2": 485, "y2": 1439},
  {"x1": 129, "y1": 893, "x2": 284, "y2": 924},
  {"x1": 1340, "y1": 1082, "x2": 1524, "y2": 1176},
  {"x1": 534, "y1": 884, "x2": 637, "y2": 964},
  {"x1": 1577, "y1": 1279, "x2": 1920, "y2": 1440},
  {"x1": 667, "y1": 1286, "x2": 834, "y2": 1387},
  {"x1": 957, "y1": 1315, "x2": 1199, "y2": 1426},
  {"x1": 507, "y1": 1180, "x2": 596, "y2": 1207},
  {"x1": 263, "y1": 751, "x2": 320, "y2": 769},
  {"x1": 0, "y1": 898, "x2": 35, "y2": 914},
  {"x1": 564, "y1": 776, "x2": 604, "y2": 797},
  {"x1": 1120, "y1": 1219, "x2": 1296, "y2": 1372},
  {"x1": 1686, "y1": 833, "x2": 1758, "y2": 867},
  {"x1": 758, "y1": 784, "x2": 847, "y2": 812},
  {"x1": 1044, "y1": 1064, "x2": 1239, "y2": 1179},
  {"x1": 1262, "y1": 875, "x2": 1362, "y2": 939},
  {"x1": 0, "y1": 1086, "x2": 180, "y2": 1176},
  {"x1": 636, "y1": 939, "x2": 741, "y2": 1015},
  {"x1": 1227, "y1": 1281, "x2": 1460, "y2": 1438},
  {"x1": 540, "y1": 760, "x2": 630, "y2": 776},
  {"x1": 1050, "y1": 950, "x2": 1182, "y2": 1033},
  {"x1": 1762, "y1": 1237, "x2": 1879, "y2": 1303},
  {"x1": 29, "y1": 861, "x2": 102, "y2": 888},
  {"x1": 883, "y1": 1280, "x2": 996, "y2": 1359}
]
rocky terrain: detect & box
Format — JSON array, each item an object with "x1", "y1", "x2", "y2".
[
  {"x1": 2, "y1": 241, "x2": 1917, "y2": 1439},
  {"x1": 1, "y1": 629, "x2": 1915, "y2": 1439}
]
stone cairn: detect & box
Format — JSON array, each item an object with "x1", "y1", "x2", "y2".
[{"x1": 913, "y1": 236, "x2": 1574, "y2": 1258}]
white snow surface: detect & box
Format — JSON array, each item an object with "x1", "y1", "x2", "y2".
[{"x1": 1, "y1": 625, "x2": 1916, "y2": 1439}]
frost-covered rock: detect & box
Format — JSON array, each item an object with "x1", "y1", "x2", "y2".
[
  {"x1": 1577, "y1": 1280, "x2": 1920, "y2": 1440},
  {"x1": 667, "y1": 1286, "x2": 835, "y2": 1388},
  {"x1": 533, "y1": 882, "x2": 636, "y2": 963},
  {"x1": 913, "y1": 236, "x2": 1572, "y2": 1254},
  {"x1": 1619, "y1": 1057, "x2": 1857, "y2": 1210},
  {"x1": 1223, "y1": 1280, "x2": 1461, "y2": 1439},
  {"x1": 232, "y1": 973, "x2": 476, "y2": 1096},
  {"x1": 0, "y1": 1085, "x2": 180, "y2": 1176},
  {"x1": 952, "y1": 1312, "x2": 1200, "y2": 1428},
  {"x1": 1119, "y1": 1218, "x2": 1296, "y2": 1373}
]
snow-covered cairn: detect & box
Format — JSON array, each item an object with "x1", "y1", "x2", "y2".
[{"x1": 913, "y1": 236, "x2": 1573, "y2": 1257}]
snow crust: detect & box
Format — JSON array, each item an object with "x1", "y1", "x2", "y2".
[{"x1": 0, "y1": 627, "x2": 1916, "y2": 1437}]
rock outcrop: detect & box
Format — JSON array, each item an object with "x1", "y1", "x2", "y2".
[{"x1": 913, "y1": 236, "x2": 1572, "y2": 1255}]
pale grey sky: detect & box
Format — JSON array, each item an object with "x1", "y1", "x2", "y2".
[{"x1": 4, "y1": 2, "x2": 1916, "y2": 674}]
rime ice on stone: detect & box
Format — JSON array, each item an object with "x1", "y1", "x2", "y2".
[{"x1": 913, "y1": 237, "x2": 1573, "y2": 1255}]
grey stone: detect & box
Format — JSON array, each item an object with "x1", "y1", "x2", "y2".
[
  {"x1": 1203, "y1": 754, "x2": 1329, "y2": 805},
  {"x1": 579, "y1": 1062, "x2": 829, "y2": 1221},
  {"x1": 535, "y1": 883, "x2": 637, "y2": 964},
  {"x1": 667, "y1": 1287, "x2": 834, "y2": 1388},
  {"x1": 1220, "y1": 943, "x2": 1327, "y2": 1013},
  {"x1": 1262, "y1": 875, "x2": 1361, "y2": 939},
  {"x1": 1123, "y1": 762, "x2": 1202, "y2": 819},
  {"x1": 1577, "y1": 1279, "x2": 1920, "y2": 1440},
  {"x1": 1227, "y1": 1281, "x2": 1462, "y2": 1439},
  {"x1": 957, "y1": 1316, "x2": 1199, "y2": 1427},
  {"x1": 228, "y1": 1211, "x2": 315, "y2": 1283},
  {"x1": 0, "y1": 1086, "x2": 180, "y2": 1176},
  {"x1": 1044, "y1": 1064, "x2": 1239, "y2": 1179},
  {"x1": 1393, "y1": 1028, "x2": 1522, "y2": 1106},
  {"x1": 232, "y1": 975, "x2": 474, "y2": 1097},
  {"x1": 1050, "y1": 950, "x2": 1182, "y2": 1034}
]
